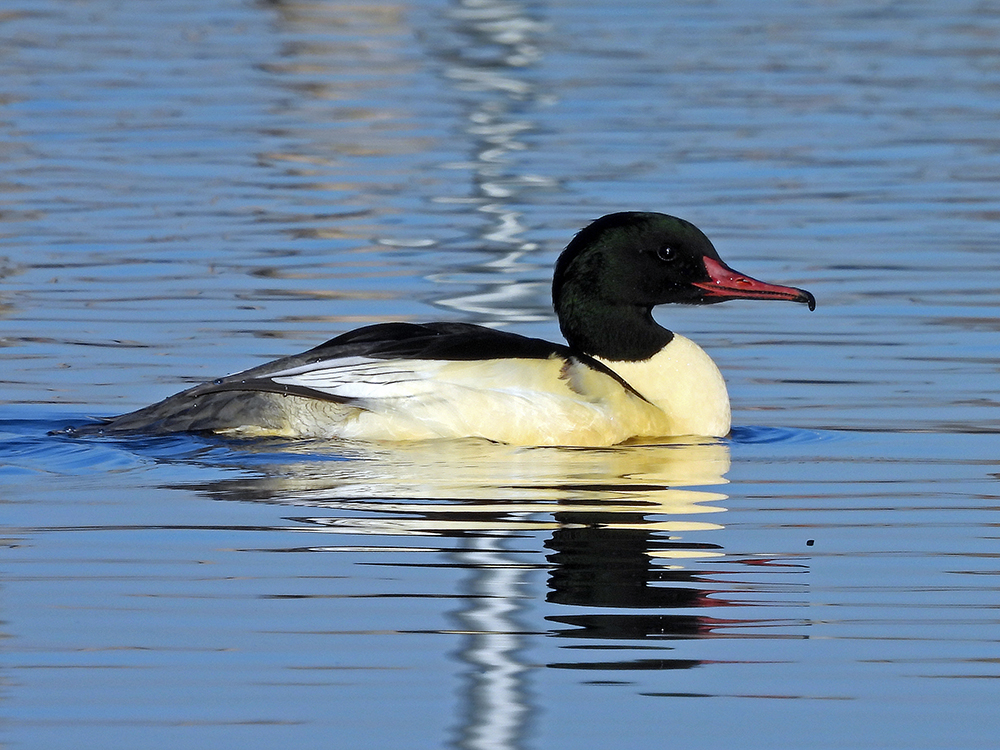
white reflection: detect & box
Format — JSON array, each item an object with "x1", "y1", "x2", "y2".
[
  {"x1": 428, "y1": 0, "x2": 557, "y2": 324},
  {"x1": 198, "y1": 436, "x2": 729, "y2": 510},
  {"x1": 452, "y1": 537, "x2": 531, "y2": 750}
]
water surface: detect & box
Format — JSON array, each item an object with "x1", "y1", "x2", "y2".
[{"x1": 2, "y1": 1, "x2": 999, "y2": 748}]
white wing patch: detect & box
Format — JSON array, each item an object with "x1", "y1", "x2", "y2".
[{"x1": 267, "y1": 356, "x2": 453, "y2": 400}]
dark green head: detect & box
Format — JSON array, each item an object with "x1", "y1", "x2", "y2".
[{"x1": 552, "y1": 212, "x2": 815, "y2": 360}]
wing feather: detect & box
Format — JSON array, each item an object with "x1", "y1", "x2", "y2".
[
  {"x1": 211, "y1": 322, "x2": 648, "y2": 405},
  {"x1": 81, "y1": 321, "x2": 665, "y2": 443}
]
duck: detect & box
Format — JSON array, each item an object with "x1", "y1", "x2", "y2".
[{"x1": 72, "y1": 212, "x2": 814, "y2": 445}]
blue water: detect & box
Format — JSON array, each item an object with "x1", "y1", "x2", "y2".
[{"x1": 3, "y1": 0, "x2": 1000, "y2": 748}]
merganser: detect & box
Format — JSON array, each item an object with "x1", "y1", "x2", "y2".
[{"x1": 74, "y1": 212, "x2": 814, "y2": 445}]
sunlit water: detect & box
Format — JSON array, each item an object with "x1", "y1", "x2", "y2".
[{"x1": 2, "y1": 1, "x2": 999, "y2": 749}]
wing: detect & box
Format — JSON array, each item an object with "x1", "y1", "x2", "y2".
[
  {"x1": 202, "y1": 322, "x2": 646, "y2": 403},
  {"x1": 301, "y1": 321, "x2": 569, "y2": 361},
  {"x1": 76, "y1": 322, "x2": 658, "y2": 441}
]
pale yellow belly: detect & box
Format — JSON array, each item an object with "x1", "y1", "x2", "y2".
[
  {"x1": 217, "y1": 389, "x2": 674, "y2": 447},
  {"x1": 212, "y1": 338, "x2": 731, "y2": 445}
]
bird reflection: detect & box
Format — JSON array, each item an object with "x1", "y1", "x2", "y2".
[
  {"x1": 543, "y1": 521, "x2": 735, "y2": 665},
  {"x1": 139, "y1": 427, "x2": 817, "y2": 750},
  {"x1": 168, "y1": 434, "x2": 736, "y2": 635},
  {"x1": 173, "y1": 434, "x2": 731, "y2": 515},
  {"x1": 546, "y1": 522, "x2": 723, "y2": 609}
]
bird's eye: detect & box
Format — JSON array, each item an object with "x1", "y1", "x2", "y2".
[{"x1": 656, "y1": 246, "x2": 676, "y2": 262}]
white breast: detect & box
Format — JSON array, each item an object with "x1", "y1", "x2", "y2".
[{"x1": 595, "y1": 333, "x2": 730, "y2": 438}]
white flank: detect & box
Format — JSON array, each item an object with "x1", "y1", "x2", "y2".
[{"x1": 252, "y1": 336, "x2": 730, "y2": 445}]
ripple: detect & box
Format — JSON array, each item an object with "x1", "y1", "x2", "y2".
[
  {"x1": 0, "y1": 416, "x2": 146, "y2": 476},
  {"x1": 9, "y1": 413, "x2": 841, "y2": 475},
  {"x1": 728, "y1": 425, "x2": 844, "y2": 445}
]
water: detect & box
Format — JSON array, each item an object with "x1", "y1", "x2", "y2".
[{"x1": 2, "y1": 0, "x2": 999, "y2": 748}]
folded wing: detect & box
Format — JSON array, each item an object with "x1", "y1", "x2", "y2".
[{"x1": 78, "y1": 322, "x2": 668, "y2": 444}]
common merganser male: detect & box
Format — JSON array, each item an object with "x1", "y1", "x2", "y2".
[{"x1": 75, "y1": 212, "x2": 814, "y2": 445}]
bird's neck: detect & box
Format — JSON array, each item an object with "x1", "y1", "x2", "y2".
[{"x1": 558, "y1": 298, "x2": 673, "y2": 361}]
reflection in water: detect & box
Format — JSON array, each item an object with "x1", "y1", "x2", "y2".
[
  {"x1": 451, "y1": 536, "x2": 533, "y2": 750},
  {"x1": 182, "y1": 436, "x2": 730, "y2": 506},
  {"x1": 253, "y1": 0, "x2": 560, "y2": 333},
  {"x1": 160, "y1": 431, "x2": 809, "y2": 739},
  {"x1": 176, "y1": 435, "x2": 732, "y2": 750},
  {"x1": 427, "y1": 0, "x2": 557, "y2": 324}
]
